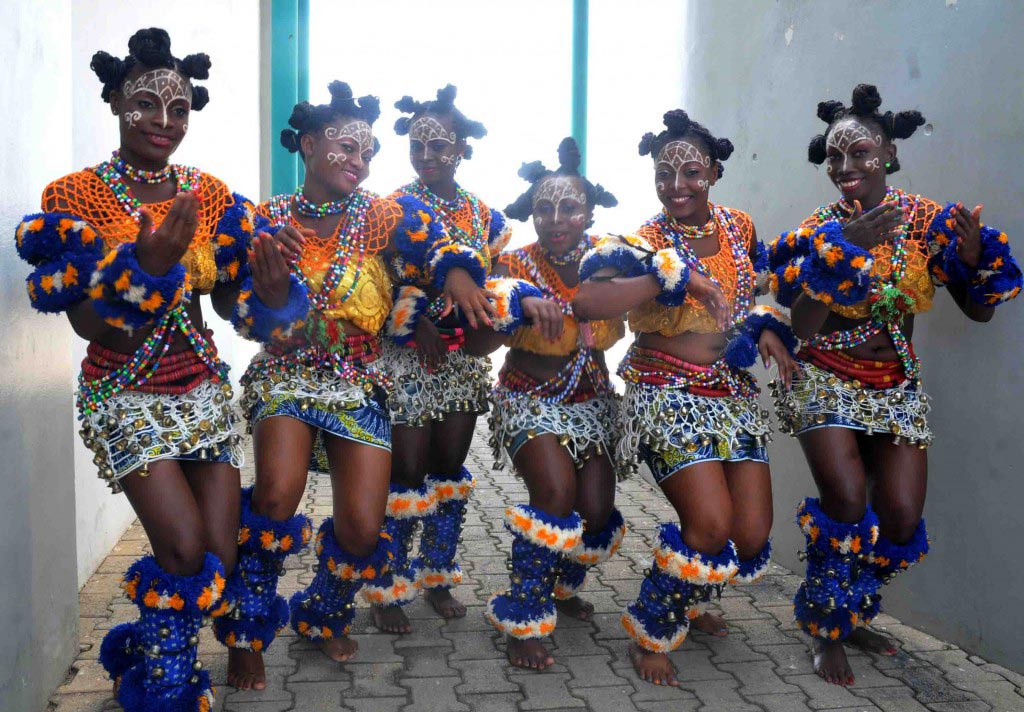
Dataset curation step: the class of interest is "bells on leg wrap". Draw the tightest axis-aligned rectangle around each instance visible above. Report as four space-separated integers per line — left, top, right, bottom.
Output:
362 482 437 606
554 508 626 601
621 524 739 653
418 468 476 591
100 553 226 712
794 497 881 641
486 505 583 639
290 518 391 641
213 486 312 653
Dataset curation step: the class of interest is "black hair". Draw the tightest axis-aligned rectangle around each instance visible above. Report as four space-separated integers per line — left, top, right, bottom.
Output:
393 84 487 159
504 137 618 225
807 83 925 174
280 81 382 157
638 109 734 178
90 28 211 110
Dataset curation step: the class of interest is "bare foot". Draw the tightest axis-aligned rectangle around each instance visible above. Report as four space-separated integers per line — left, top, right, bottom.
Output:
507 637 555 670
813 638 855 686
372 604 412 634
691 611 728 637
320 635 358 662
227 648 266 690
629 643 679 686
426 588 467 619
555 595 595 621
847 627 898 656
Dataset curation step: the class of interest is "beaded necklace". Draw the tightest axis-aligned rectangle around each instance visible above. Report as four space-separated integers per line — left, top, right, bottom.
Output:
807 187 921 378
94 155 201 221
112 150 173 184
541 237 590 267
648 205 754 329
402 181 486 252
514 240 592 315
294 186 349 218
664 210 716 240
264 193 294 227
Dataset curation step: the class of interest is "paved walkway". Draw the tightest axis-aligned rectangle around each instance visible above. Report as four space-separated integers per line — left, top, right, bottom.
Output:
49 428 1024 712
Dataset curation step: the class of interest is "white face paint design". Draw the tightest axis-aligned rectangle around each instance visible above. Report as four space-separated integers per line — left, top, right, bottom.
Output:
123 111 142 128
655 140 711 193
323 120 374 166
121 69 192 129
826 118 883 173
410 116 458 163
532 176 587 226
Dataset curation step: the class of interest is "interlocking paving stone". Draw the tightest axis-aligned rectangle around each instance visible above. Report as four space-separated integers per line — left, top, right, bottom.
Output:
47 427 1019 712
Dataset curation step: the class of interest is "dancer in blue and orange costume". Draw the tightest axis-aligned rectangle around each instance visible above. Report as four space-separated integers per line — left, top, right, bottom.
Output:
766 84 1021 686
14 28 268 711
223 81 497 689
366 85 512 633
575 111 798 686
465 138 625 670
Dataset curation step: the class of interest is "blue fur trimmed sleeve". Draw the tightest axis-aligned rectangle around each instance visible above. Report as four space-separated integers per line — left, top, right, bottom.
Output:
231 273 310 343
88 242 189 332
389 195 487 289
724 305 798 369
385 285 430 345
212 192 259 284
768 222 874 307
487 209 513 256
485 277 544 334
15 212 105 313
578 233 691 306
925 204 1022 306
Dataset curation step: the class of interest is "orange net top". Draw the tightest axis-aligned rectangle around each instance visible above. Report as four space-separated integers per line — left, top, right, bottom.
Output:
256 195 403 334
629 207 756 336
798 196 941 319
41 170 238 294
499 241 624 356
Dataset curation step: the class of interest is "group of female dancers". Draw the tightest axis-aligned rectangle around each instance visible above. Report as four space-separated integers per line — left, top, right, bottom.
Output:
17 28 1021 711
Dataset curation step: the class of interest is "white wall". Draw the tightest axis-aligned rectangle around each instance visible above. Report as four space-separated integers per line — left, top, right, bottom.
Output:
1 4 80 711
67 1 263 587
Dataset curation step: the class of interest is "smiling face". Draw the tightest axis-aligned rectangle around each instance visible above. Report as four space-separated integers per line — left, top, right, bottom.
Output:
111 66 192 167
532 175 591 255
824 116 895 204
654 137 717 222
301 116 375 196
408 111 464 189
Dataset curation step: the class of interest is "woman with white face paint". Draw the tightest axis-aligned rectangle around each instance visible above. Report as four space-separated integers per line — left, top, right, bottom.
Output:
223 81 497 689
363 85 510 635
767 84 1022 687
463 138 623 671
575 110 798 687
13 28 270 711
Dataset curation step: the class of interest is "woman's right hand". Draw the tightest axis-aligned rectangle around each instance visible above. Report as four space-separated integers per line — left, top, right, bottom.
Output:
136 192 200 275
250 232 293 309
414 316 447 371
686 272 731 331
842 200 905 250
273 225 312 262
522 296 565 342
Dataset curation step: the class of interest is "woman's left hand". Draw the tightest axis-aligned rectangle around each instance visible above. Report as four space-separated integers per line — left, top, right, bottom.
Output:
441 268 497 329
952 203 983 268
758 329 796 390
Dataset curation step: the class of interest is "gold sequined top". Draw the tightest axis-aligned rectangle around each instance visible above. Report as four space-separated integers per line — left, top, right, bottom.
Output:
41 171 242 294
498 241 625 356
797 196 942 319
629 207 756 336
257 195 405 334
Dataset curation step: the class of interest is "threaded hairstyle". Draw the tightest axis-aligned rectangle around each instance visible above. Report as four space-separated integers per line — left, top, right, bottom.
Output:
639 109 734 178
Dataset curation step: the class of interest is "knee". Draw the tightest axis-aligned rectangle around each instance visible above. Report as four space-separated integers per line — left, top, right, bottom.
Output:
877 499 923 543
820 484 868 524
528 477 576 519
253 481 302 521
333 514 382 558
390 459 426 489
155 534 207 577
682 509 732 556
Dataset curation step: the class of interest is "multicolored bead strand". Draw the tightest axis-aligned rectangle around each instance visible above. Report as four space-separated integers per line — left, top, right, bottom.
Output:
402 181 486 252
294 186 350 218
95 156 201 221
111 150 173 184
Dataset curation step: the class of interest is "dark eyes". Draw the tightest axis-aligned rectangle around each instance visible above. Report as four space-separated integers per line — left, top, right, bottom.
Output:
173 107 188 118
429 140 450 152
138 100 154 109
656 170 672 179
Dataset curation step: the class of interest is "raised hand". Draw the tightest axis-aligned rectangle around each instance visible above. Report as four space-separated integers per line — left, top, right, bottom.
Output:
687 272 732 332
522 296 565 342
758 330 796 390
413 316 447 372
136 192 200 275
951 203 983 268
842 200 904 250
250 232 293 309
441 268 498 329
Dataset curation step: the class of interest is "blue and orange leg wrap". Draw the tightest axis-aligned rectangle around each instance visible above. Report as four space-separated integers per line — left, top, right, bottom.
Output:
417 468 476 591
554 508 626 602
362 482 438 607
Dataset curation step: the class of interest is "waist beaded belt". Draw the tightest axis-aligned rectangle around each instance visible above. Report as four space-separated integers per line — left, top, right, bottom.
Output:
800 345 911 390
499 349 610 404
261 332 391 393
618 344 757 399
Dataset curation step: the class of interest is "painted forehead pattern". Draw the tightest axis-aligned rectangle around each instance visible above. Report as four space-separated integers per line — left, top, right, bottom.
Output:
533 176 587 206
325 120 375 155
656 140 710 170
122 69 193 107
409 116 456 144
826 118 882 152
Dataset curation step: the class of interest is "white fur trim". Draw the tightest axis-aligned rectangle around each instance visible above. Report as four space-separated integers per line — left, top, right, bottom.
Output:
621 609 688 653
504 505 582 554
